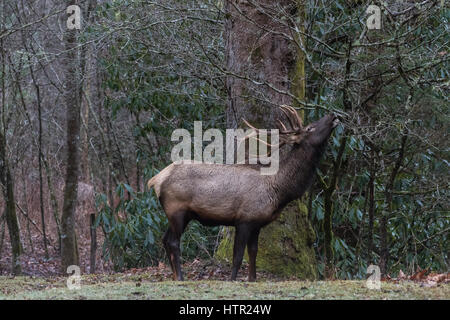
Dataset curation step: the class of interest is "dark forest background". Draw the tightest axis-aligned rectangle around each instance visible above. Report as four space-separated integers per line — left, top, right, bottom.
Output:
0 0 448 280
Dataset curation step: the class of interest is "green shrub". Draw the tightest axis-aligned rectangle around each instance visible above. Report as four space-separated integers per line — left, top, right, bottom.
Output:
95 181 220 271
95 183 167 271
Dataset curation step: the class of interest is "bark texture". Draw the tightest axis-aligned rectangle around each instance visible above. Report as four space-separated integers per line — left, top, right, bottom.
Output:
0 9 22 274
216 0 317 279
60 0 81 272
0 132 23 275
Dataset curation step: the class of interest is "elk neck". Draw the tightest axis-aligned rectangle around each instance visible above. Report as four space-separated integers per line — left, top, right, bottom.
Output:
266 141 328 208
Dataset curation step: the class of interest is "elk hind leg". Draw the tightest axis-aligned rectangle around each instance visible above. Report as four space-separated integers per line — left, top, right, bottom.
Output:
162 229 175 273
231 224 251 281
167 211 189 281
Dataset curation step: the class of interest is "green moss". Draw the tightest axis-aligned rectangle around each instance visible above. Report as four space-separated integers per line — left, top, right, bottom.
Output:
216 0 317 280
257 200 317 279
215 227 234 264
215 199 317 280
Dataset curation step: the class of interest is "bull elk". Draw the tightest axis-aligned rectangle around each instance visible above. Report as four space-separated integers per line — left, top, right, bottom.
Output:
147 105 339 281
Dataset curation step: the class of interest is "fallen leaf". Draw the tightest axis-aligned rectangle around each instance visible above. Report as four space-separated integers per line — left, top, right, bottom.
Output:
410 269 428 281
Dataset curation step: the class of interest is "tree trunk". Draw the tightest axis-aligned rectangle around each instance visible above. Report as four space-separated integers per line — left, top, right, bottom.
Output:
89 213 97 274
29 62 49 259
367 154 375 260
216 0 317 279
0 132 23 275
0 10 22 274
80 46 92 183
21 168 33 252
380 132 407 275
43 157 62 252
60 0 81 272
322 135 347 278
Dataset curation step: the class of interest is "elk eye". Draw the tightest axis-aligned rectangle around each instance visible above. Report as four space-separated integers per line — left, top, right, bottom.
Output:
307 126 316 132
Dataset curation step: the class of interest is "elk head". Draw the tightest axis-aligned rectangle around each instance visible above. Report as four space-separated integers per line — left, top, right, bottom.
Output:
243 105 339 151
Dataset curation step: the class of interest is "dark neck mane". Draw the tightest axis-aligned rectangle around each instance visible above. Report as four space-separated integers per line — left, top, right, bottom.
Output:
269 141 327 208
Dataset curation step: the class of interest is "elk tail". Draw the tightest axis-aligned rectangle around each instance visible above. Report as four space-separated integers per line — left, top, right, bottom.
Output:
146 164 174 197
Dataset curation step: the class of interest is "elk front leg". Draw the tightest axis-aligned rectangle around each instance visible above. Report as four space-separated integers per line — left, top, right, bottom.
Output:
231 224 250 281
247 228 260 282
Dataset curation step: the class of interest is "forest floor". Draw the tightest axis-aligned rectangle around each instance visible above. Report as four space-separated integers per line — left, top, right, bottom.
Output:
1 260 449 300
1 224 448 300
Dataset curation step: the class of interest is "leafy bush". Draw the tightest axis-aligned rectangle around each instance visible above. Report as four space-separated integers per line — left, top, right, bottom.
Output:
181 221 221 262
95 180 221 271
95 183 168 271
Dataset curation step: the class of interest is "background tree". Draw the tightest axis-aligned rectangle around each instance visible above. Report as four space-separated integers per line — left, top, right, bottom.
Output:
0 0 447 279
60 0 82 272
215 0 317 279
0 0 23 275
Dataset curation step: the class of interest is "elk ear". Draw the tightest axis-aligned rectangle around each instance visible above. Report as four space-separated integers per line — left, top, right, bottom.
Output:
286 133 304 144
294 134 305 144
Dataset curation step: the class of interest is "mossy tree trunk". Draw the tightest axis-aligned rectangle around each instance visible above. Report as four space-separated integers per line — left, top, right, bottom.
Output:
216 0 317 279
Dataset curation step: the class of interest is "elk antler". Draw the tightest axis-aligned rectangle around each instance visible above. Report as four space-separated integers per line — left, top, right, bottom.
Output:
241 105 304 149
241 119 285 149
279 105 303 133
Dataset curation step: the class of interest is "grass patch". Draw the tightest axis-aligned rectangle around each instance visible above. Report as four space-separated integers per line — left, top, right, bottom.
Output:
0 275 449 300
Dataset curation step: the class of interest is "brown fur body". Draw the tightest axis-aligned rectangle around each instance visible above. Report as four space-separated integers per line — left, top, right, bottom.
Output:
148 112 338 281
